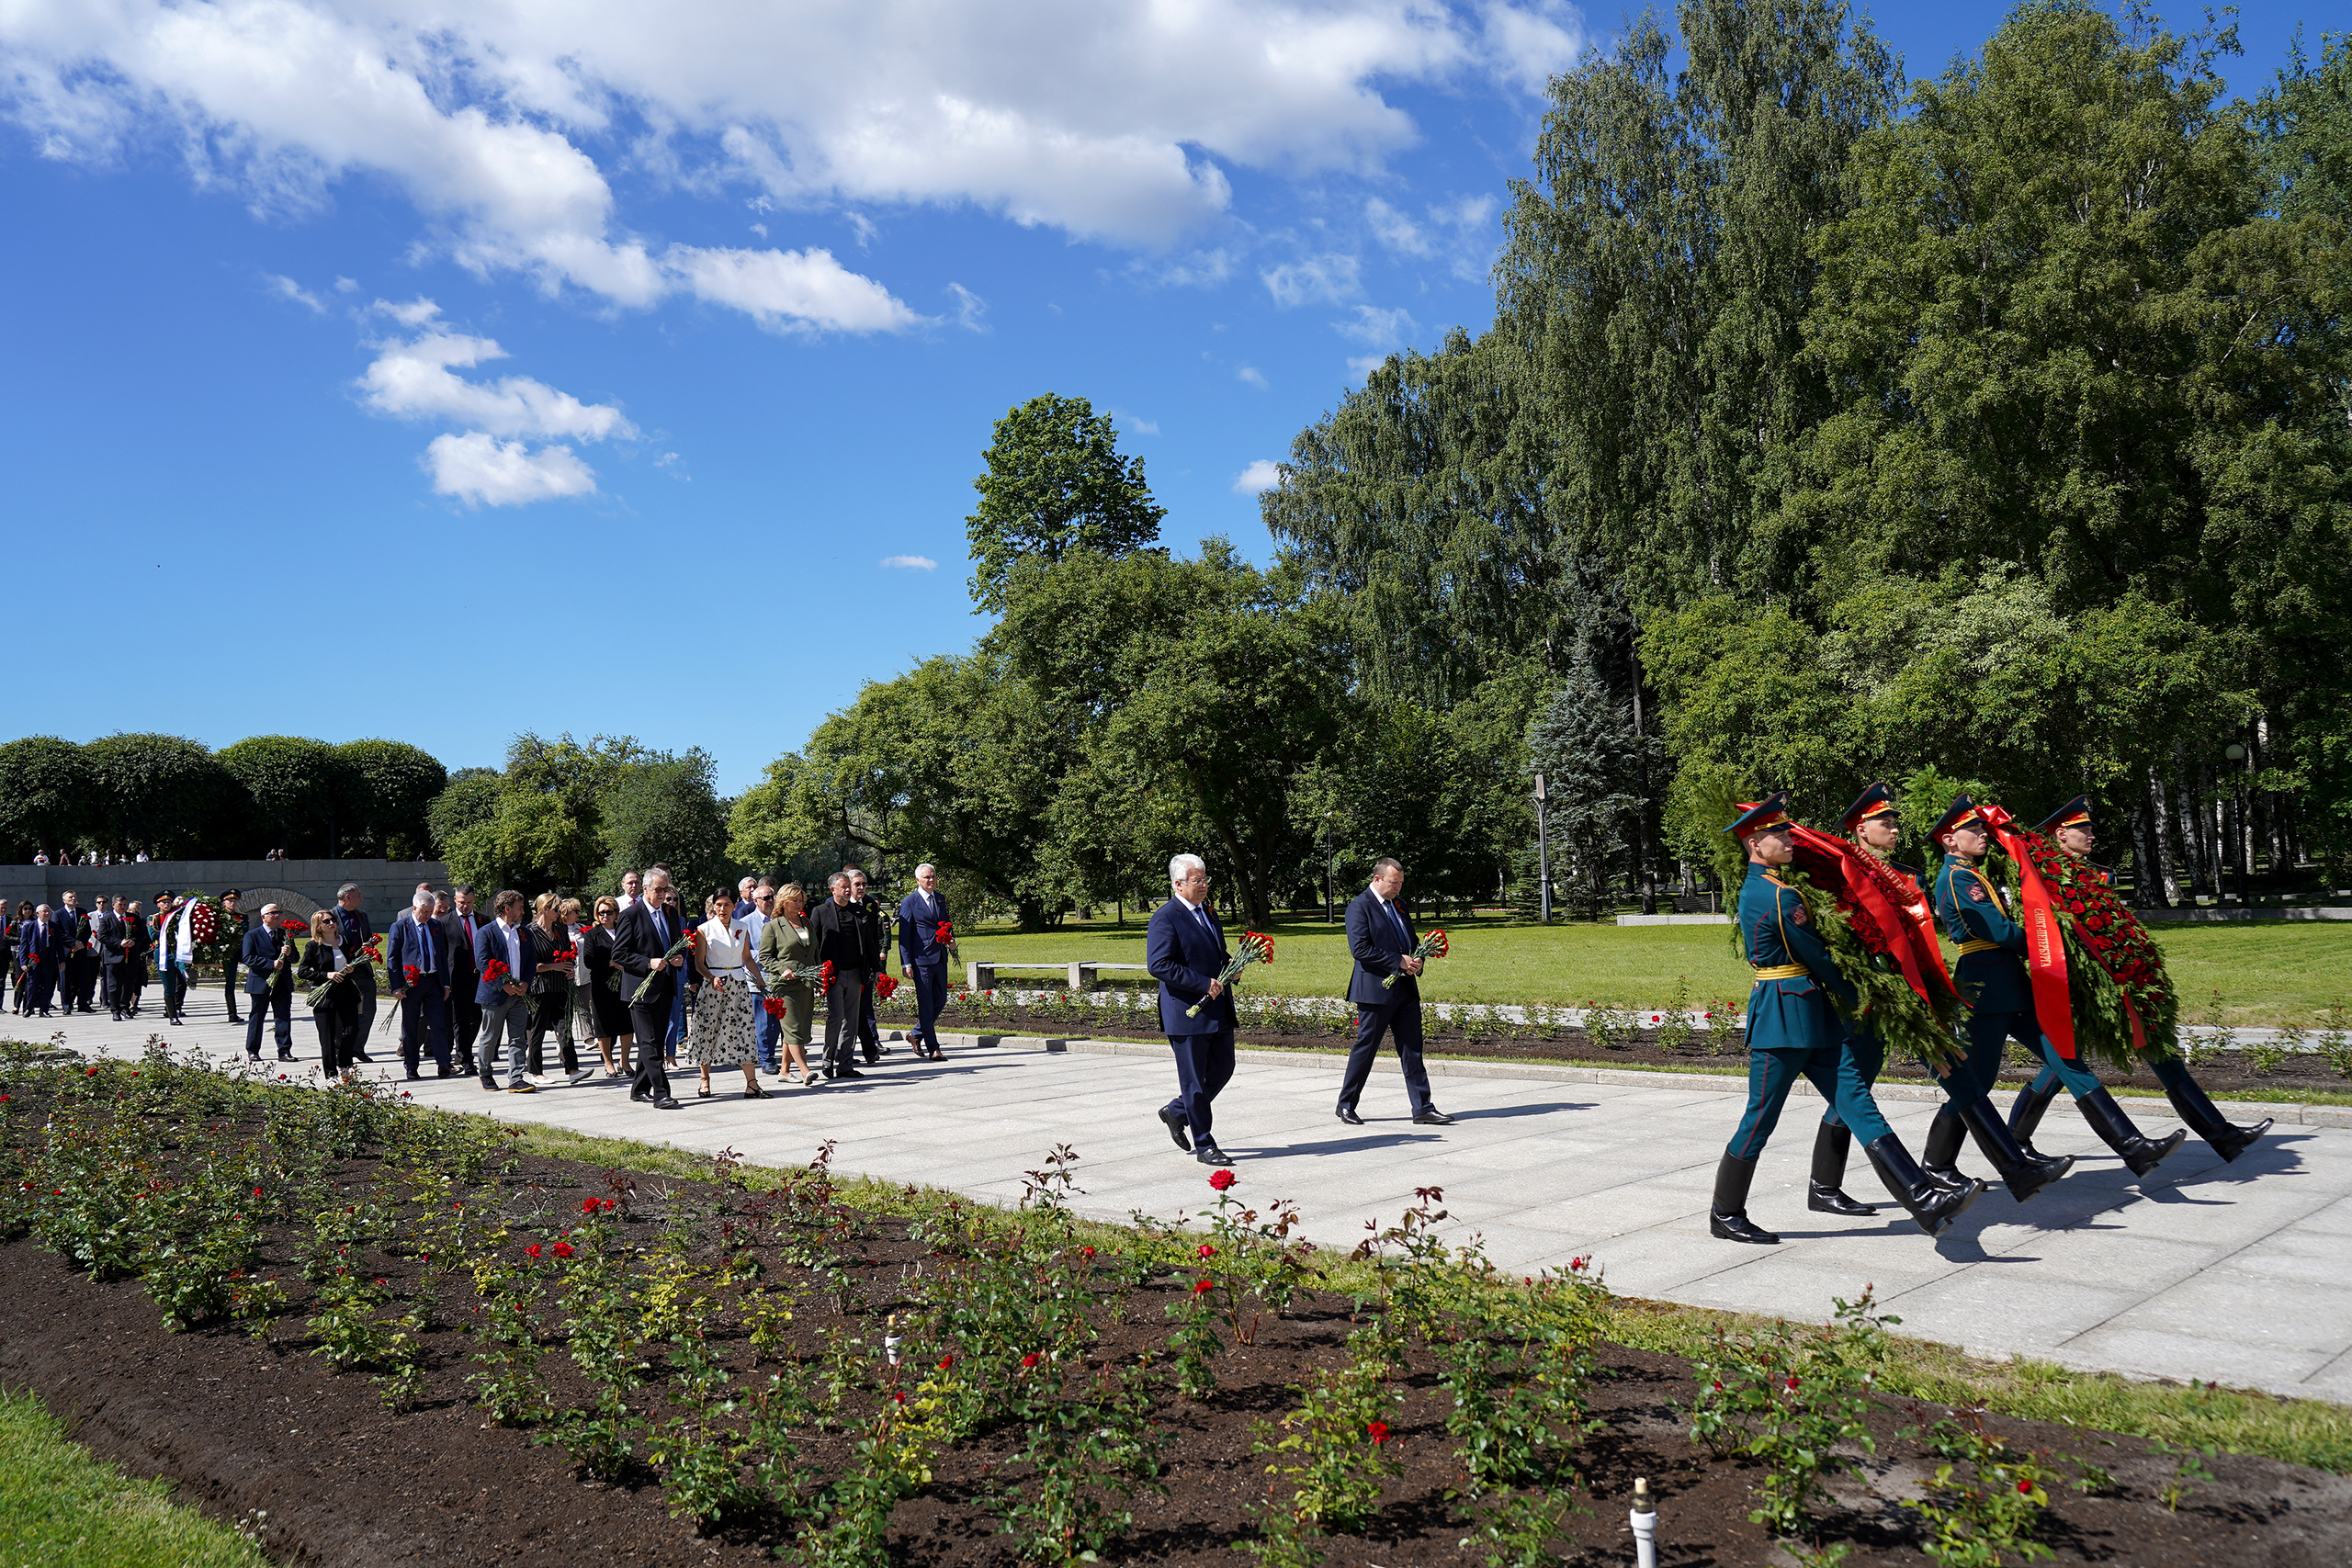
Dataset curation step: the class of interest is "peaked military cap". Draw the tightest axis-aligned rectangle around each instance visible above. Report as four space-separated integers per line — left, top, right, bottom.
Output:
1725 792 1794 840
1840 781 1897 832
1928 794 1983 842
2035 795 2092 837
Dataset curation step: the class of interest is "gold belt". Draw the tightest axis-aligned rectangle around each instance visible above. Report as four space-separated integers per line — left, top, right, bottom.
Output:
1955 939 2002 956
1749 964 1808 980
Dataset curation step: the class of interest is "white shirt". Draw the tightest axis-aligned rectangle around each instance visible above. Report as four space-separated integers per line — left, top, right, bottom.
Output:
700 916 749 976
495 918 524 982
733 908 766 956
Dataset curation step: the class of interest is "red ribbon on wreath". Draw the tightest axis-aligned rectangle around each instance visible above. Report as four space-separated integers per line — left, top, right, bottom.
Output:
1973 803 2077 1061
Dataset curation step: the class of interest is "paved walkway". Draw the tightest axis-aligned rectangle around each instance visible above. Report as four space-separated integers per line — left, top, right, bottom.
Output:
23 997 2352 1405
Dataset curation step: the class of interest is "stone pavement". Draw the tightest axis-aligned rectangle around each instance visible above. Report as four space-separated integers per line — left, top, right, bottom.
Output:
24 995 2352 1406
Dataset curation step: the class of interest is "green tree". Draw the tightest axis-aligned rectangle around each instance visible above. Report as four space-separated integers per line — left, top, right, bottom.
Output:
1526 660 1645 919
335 740 448 860
966 393 1164 613
432 735 655 895
0 737 92 860
596 750 733 903
79 733 227 858
217 736 355 857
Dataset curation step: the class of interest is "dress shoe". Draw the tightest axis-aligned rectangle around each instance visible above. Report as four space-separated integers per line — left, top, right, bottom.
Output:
1334 1106 1364 1126
277 1051 294 1062
567 1068 597 1087
436 1066 453 1078
628 1088 650 1102
1412 1109 1454 1126
405 1070 421 1081
1195 1144 1234 1167
1159 1105 1193 1151
654 1096 681 1110
227 1013 243 1025
834 1067 865 1080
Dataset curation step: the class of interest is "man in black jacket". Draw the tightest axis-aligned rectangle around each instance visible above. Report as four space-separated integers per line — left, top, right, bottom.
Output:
94 897 130 1020
57 893 95 1014
1333 857 1450 1127
809 872 879 1080
611 868 687 1109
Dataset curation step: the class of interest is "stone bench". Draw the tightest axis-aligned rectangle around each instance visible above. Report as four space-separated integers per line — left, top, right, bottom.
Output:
965 961 1149 991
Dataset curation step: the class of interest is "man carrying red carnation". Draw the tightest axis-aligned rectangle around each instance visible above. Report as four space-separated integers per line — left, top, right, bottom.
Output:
1333 856 1452 1130
2010 798 2267 1164
1148 853 1239 1167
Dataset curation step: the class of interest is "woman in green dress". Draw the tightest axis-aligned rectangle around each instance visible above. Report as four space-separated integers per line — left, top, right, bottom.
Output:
758 883 820 1085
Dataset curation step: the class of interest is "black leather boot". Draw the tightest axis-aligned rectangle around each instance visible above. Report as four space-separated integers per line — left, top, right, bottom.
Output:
2007 1075 2063 1157
1709 1153 1780 1245
1807 1122 1878 1215
2163 1076 2270 1163
1863 1134 1986 1236
1920 1104 1972 1194
2075 1087 2188 1178
1955 1095 2074 1202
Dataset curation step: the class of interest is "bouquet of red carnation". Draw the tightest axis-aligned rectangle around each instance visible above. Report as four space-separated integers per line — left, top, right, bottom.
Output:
403 964 422 990
282 918 309 934
875 974 899 1000
1187 930 1272 1016
933 919 959 962
1383 926 1448 987
819 960 837 990
552 946 576 964
611 927 696 1001
762 996 786 1020
481 958 519 994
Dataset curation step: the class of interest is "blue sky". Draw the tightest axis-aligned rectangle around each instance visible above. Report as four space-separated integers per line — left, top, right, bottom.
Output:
0 1 2323 795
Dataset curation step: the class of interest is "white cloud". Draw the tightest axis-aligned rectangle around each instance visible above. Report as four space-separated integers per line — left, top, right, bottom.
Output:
373 296 443 328
1364 198 1430 256
1262 254 1361 308
262 273 323 312
663 244 922 333
359 327 635 442
1237 365 1269 389
0 1 1581 286
947 282 988 332
1116 411 1160 436
1233 459 1283 493
1347 353 1390 379
880 554 938 570
1334 304 1415 346
424 432 597 506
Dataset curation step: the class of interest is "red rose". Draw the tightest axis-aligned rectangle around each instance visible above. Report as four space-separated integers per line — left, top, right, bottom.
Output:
1367 1421 1390 1445
1193 1279 1213 1294
1208 1168 1237 1191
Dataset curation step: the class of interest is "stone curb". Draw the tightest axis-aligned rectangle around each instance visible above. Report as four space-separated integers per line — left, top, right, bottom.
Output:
907 1030 2352 1131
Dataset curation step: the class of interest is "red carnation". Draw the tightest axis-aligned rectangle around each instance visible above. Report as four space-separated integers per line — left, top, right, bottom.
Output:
875 974 899 1000
819 960 837 989
282 919 308 933
763 997 786 1019
934 920 954 944
403 964 422 987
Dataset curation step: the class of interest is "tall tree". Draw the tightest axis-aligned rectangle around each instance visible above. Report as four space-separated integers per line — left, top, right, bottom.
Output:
0 737 92 859
1526 659 1645 919
596 749 732 901
217 736 355 857
82 733 226 858
336 739 448 860
966 393 1165 614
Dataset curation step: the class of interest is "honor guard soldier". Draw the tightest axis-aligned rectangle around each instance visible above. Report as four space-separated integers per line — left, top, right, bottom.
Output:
1930 795 2184 1184
1711 795 1984 1244
1816 783 2072 1216
2015 798 2268 1163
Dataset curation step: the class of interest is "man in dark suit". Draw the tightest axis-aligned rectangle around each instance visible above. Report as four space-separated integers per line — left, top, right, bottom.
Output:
809 871 878 1080
388 890 454 1079
896 862 951 1061
472 889 538 1093
1335 857 1452 1126
218 889 248 1024
334 884 379 1061
16 905 60 1016
242 905 299 1060
1146 853 1238 1167
445 886 485 1074
57 893 95 1014
610 870 685 1107
849 867 888 1064
94 897 130 1020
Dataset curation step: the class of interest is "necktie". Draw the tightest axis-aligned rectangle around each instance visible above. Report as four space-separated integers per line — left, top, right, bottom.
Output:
1389 899 1409 945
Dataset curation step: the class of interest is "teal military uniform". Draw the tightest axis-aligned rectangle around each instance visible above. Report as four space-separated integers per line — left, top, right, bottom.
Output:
1932 851 2099 1100
1724 861 1893 1158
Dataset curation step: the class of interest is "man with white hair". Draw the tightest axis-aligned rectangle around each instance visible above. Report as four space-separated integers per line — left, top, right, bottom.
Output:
388 888 454 1078
241 903 299 1061
1146 853 1238 1167
896 862 952 1062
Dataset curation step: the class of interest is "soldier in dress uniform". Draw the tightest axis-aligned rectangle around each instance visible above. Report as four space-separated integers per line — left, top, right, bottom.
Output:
1710 794 1984 1244
2014 798 2268 1163
1930 795 2184 1185
1812 783 2071 1219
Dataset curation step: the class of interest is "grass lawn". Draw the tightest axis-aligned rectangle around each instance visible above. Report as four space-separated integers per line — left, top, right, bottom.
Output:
953 912 2352 1027
0 1386 270 1567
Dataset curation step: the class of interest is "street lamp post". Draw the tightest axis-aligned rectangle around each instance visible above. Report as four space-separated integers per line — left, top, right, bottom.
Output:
2224 741 2250 906
1532 772 1551 925
1323 811 1335 924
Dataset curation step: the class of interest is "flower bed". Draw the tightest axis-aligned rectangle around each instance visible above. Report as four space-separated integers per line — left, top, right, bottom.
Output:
0 1042 2345 1566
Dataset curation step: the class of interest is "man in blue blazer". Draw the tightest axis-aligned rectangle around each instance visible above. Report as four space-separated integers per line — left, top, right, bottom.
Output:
242 904 298 1060
610 869 686 1108
15 905 60 1016
1335 857 1451 1126
1146 853 1238 1167
896 862 952 1061
387 889 454 1080
472 890 538 1094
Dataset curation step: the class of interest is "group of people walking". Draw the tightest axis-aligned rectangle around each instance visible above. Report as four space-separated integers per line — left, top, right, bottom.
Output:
4 889 164 1018
152 863 961 1105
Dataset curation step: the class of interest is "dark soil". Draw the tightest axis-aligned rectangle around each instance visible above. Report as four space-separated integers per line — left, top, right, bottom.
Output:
4 1128 2348 1567
914 1006 2352 1099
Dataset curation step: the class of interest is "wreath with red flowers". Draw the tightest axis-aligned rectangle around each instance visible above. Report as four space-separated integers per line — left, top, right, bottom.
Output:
1993 829 2177 1067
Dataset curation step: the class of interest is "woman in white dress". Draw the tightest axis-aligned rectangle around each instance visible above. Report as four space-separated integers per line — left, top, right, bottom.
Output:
686 889 766 1100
